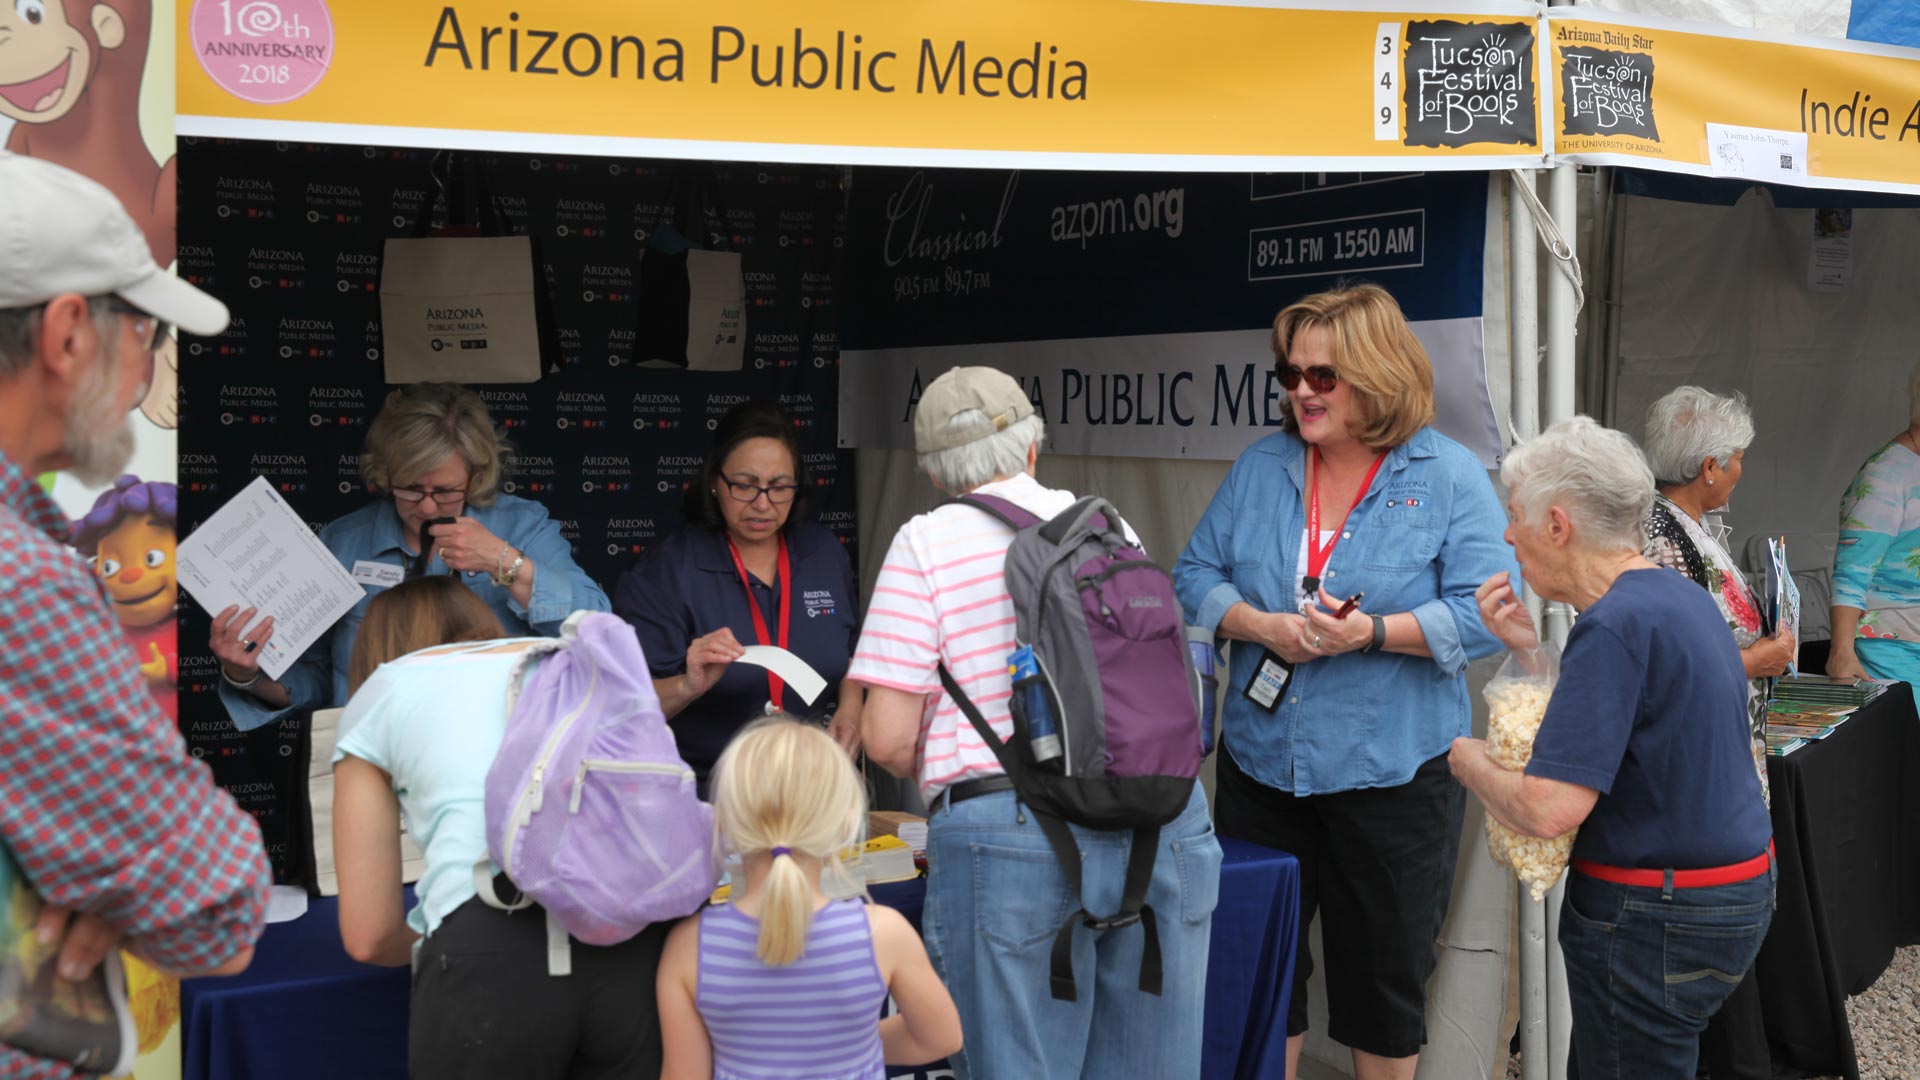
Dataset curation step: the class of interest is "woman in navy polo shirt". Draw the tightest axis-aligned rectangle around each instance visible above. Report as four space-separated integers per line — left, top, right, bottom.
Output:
1451 417 1773 1079
614 401 861 787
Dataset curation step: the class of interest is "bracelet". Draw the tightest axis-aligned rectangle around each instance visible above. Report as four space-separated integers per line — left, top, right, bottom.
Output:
493 548 526 587
222 665 262 690
1366 614 1388 653
493 544 511 582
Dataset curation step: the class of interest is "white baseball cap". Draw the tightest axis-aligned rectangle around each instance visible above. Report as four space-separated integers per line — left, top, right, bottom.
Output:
0 152 229 336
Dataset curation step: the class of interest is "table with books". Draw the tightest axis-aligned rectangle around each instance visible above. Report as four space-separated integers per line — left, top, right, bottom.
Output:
1754 676 1920 1079
181 833 1298 1080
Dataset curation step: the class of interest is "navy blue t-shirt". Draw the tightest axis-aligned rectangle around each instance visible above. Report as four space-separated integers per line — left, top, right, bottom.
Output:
1525 567 1770 869
613 520 858 778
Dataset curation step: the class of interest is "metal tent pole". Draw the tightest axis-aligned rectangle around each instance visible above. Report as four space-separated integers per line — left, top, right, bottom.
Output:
1507 165 1550 1080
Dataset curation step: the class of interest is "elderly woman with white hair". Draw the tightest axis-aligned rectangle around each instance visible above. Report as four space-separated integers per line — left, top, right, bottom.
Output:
1828 359 1920 685
1641 386 1784 1080
1450 416 1773 1080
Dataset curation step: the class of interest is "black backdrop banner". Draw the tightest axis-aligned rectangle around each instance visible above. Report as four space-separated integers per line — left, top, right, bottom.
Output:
177 139 853 881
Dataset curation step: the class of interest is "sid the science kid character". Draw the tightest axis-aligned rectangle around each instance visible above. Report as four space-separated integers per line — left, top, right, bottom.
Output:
71 475 178 722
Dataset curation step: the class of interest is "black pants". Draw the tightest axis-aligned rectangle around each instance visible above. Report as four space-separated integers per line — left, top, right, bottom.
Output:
408 898 672 1080
1214 745 1465 1059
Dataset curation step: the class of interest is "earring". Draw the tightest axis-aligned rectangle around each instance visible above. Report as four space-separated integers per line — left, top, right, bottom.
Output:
1707 478 1715 486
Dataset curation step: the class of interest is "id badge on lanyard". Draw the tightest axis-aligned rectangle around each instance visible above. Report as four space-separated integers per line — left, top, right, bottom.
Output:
1243 649 1293 713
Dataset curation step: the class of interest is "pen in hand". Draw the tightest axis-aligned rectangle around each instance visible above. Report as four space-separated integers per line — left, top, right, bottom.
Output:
1334 592 1365 620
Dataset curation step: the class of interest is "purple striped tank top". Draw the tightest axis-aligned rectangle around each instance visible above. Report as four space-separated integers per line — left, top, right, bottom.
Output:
696 896 888 1080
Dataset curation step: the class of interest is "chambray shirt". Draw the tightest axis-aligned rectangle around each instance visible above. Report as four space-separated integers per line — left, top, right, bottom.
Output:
1173 427 1516 795
221 494 610 731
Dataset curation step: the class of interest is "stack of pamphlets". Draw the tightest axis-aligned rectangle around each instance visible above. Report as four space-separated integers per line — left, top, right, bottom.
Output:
1763 675 1887 754
711 834 921 905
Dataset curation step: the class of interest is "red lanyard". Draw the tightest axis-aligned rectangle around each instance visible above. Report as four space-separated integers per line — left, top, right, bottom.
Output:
725 535 792 707
1303 448 1387 595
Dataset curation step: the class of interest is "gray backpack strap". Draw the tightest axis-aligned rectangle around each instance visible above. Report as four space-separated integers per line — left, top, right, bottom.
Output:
1039 496 1127 546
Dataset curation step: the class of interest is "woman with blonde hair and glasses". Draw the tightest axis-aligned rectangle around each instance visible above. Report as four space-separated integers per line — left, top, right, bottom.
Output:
1174 283 1515 1080
211 381 609 731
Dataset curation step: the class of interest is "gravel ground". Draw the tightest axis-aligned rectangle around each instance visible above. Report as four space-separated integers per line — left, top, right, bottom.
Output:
1504 943 1920 1079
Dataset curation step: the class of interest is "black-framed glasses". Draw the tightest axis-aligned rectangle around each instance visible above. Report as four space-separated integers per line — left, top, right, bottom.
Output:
106 299 169 354
721 479 798 505
391 485 470 507
1278 363 1340 395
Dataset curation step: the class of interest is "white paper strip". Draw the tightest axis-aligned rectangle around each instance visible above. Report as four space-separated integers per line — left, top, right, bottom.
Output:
735 646 829 706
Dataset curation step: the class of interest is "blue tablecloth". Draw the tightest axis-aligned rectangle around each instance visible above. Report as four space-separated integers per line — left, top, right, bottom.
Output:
184 838 1297 1080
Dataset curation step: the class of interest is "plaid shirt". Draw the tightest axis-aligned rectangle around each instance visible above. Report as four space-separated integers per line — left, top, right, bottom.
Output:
0 454 269 1078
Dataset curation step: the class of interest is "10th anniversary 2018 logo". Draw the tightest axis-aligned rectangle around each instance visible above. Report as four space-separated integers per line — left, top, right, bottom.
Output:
192 0 334 105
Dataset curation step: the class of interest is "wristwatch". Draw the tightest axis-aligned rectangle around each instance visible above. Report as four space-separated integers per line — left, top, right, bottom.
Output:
1366 614 1388 653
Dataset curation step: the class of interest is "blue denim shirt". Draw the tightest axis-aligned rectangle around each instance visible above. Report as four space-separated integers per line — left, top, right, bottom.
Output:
1173 427 1516 795
221 494 610 731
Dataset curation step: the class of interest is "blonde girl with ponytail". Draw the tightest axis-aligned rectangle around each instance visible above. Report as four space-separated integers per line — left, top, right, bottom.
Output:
657 717 962 1080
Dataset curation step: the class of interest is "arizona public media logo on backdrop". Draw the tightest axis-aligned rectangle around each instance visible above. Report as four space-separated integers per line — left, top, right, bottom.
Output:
191 0 335 105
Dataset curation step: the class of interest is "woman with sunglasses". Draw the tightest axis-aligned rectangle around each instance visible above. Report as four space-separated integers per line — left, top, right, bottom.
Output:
613 400 861 793
1173 284 1515 1080
211 382 609 731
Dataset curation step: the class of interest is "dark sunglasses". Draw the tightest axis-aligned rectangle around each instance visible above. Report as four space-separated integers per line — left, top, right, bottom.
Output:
1278 363 1340 395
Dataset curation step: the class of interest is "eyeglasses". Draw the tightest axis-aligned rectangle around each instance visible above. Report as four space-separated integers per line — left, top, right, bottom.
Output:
1278 363 1340 395
106 299 170 354
391 485 470 507
721 479 798 505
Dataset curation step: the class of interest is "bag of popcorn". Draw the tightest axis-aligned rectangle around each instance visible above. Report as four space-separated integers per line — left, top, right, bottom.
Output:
1482 644 1574 902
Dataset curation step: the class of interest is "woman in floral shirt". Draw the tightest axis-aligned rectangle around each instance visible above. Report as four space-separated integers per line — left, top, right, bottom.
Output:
1829 361 1920 685
1641 386 1790 1080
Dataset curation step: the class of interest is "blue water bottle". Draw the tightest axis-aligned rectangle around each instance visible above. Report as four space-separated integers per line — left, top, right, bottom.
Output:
1186 627 1218 756
1009 644 1062 764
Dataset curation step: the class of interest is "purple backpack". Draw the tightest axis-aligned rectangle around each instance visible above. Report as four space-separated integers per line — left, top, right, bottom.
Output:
475 612 716 974
938 494 1207 1003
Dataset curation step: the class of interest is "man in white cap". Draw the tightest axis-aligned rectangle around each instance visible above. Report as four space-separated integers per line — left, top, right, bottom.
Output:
0 153 267 1077
850 366 1221 1079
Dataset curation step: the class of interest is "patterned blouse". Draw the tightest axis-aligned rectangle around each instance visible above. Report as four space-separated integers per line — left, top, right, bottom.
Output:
1834 441 1920 645
1644 495 1768 801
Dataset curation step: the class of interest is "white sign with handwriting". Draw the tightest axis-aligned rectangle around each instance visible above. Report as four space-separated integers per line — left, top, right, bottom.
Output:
1705 123 1809 184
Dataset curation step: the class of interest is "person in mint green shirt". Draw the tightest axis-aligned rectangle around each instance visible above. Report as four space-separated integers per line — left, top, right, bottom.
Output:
1829 378 1920 685
332 575 670 1078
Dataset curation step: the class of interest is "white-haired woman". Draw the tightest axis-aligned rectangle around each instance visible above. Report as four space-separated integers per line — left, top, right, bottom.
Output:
1641 387 1783 1080
212 382 610 731
1828 359 1920 685
1450 417 1773 1079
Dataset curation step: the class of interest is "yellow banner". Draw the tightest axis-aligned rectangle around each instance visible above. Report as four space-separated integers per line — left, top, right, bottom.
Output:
176 0 1545 170
1547 8 1920 195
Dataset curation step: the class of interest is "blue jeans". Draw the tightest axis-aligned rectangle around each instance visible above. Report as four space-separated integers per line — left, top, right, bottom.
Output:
1560 865 1776 1080
921 785 1222 1080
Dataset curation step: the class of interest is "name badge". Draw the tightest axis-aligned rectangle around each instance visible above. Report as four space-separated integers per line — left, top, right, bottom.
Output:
352 560 405 588
1243 649 1294 713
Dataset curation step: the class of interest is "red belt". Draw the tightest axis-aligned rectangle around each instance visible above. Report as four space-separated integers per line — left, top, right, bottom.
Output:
1573 840 1775 889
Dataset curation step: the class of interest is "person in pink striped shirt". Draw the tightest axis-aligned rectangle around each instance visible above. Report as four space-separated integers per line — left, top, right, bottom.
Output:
851 366 1221 1080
